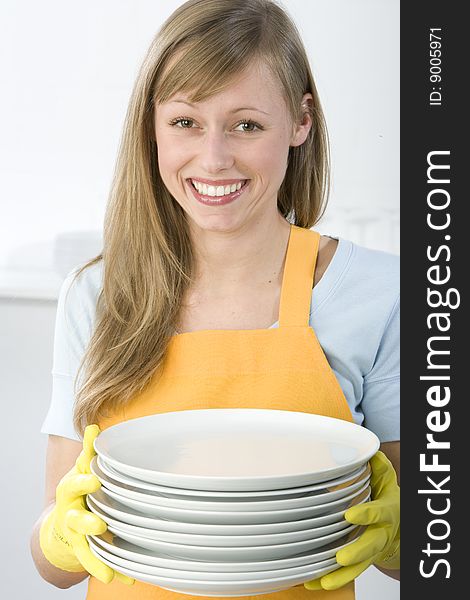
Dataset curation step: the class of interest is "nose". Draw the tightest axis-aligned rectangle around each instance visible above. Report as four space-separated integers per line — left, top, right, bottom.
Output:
198 129 235 174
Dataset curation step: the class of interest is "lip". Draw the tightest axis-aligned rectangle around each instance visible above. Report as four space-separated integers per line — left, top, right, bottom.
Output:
186 178 249 207
188 177 247 186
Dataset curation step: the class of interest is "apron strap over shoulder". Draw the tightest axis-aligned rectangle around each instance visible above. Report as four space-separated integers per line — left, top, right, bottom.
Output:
278 225 320 328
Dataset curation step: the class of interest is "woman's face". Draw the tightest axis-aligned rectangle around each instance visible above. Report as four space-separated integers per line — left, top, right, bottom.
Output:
154 60 312 234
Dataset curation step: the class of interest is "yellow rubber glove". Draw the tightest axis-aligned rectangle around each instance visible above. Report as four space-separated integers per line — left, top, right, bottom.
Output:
304 450 400 591
39 424 134 585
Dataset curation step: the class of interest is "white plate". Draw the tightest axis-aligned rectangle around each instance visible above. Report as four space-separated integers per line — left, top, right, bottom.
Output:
96 455 368 499
88 528 363 573
94 461 370 512
87 495 351 547
90 483 370 524
89 535 338 580
86 550 340 596
106 522 359 561
94 409 379 491
86 489 362 535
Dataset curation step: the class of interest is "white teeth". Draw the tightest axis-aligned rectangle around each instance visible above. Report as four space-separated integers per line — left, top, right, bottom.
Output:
191 180 245 197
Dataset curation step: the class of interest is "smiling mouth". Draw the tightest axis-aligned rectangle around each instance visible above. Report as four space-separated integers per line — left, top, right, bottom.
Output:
189 179 248 197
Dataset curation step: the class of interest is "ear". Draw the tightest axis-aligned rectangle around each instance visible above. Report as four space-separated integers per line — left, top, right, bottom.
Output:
290 93 314 147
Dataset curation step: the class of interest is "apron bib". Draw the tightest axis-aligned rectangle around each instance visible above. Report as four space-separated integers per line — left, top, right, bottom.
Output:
88 224 355 599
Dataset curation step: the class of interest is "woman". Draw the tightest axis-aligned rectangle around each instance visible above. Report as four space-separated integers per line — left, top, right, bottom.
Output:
30 0 400 598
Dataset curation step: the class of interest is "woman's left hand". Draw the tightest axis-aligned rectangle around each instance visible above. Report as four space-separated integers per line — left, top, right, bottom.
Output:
304 450 400 591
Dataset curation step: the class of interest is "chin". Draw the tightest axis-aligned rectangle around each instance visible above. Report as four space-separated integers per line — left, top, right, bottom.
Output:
189 212 246 234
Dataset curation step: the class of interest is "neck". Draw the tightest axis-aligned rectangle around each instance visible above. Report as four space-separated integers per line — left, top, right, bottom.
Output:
188 212 292 293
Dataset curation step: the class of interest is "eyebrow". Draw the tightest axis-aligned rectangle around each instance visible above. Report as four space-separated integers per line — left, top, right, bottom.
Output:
170 99 270 116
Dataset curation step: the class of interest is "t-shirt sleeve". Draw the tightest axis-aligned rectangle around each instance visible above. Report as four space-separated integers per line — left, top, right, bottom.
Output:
361 294 400 443
41 267 98 441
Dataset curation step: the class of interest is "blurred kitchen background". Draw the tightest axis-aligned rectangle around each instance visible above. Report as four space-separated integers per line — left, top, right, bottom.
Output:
0 1 399 598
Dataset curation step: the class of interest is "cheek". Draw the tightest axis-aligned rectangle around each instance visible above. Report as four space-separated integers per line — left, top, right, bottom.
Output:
244 136 287 168
254 141 290 181
156 137 186 177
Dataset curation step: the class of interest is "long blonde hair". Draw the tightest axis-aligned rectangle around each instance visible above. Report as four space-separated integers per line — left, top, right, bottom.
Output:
71 0 330 435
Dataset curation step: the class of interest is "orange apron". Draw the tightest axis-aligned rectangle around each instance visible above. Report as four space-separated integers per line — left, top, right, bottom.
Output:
88 224 355 600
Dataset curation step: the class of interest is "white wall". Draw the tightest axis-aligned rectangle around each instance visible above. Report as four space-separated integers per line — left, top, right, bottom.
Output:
0 300 400 597
0 1 399 598
0 0 399 298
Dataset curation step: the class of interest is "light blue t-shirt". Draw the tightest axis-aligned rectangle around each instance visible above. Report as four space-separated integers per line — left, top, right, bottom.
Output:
41 236 400 443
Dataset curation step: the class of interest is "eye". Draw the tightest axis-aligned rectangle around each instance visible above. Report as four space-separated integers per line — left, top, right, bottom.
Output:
168 117 195 129
234 119 263 133
168 117 264 133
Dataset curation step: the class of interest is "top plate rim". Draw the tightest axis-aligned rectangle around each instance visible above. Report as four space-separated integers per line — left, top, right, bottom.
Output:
94 409 380 491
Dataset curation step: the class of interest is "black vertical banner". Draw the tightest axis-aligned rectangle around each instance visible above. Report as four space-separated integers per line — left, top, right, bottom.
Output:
401 1 466 597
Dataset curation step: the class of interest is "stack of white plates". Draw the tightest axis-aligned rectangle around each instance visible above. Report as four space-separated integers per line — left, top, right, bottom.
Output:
87 409 379 596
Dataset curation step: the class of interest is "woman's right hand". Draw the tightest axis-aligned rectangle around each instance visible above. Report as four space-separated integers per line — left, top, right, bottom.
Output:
39 424 134 585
